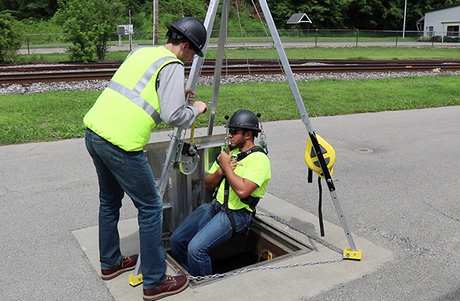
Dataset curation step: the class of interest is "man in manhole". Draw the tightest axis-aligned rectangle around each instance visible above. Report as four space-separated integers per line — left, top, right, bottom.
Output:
170 110 272 276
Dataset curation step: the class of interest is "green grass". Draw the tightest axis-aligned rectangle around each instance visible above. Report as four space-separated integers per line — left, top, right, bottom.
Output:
1 73 459 145
193 74 460 122
2 46 459 145
0 91 97 145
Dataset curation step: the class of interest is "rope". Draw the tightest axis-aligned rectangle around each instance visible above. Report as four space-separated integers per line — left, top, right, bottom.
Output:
250 0 285 76
235 1 260 114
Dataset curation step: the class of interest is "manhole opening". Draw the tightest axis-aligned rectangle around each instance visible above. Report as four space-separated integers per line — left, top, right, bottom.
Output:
165 216 313 286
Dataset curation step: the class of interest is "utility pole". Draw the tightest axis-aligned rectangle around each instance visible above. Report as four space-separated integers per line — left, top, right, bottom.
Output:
402 0 407 39
129 10 132 51
153 0 159 45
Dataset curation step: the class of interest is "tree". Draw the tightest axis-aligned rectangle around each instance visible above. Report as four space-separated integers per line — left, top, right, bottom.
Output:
266 0 352 29
0 0 59 20
0 11 24 63
159 0 207 29
53 0 125 62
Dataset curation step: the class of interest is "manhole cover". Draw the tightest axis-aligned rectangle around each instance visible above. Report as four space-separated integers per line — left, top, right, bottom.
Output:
353 148 374 153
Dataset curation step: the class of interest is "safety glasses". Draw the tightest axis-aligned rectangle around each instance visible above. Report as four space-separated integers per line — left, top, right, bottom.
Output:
228 128 243 135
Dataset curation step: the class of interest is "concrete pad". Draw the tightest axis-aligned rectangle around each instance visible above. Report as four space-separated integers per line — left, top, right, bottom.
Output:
73 192 393 301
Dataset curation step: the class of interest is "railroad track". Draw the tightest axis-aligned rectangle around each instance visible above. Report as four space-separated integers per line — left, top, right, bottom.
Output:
1 59 460 85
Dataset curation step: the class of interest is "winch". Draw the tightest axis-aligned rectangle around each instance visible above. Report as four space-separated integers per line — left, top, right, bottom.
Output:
177 140 199 175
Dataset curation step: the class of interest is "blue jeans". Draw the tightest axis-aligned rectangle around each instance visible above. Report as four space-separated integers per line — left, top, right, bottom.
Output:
169 201 253 276
85 128 165 289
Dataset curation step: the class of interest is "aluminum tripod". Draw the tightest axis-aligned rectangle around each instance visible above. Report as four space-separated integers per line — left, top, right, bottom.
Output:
129 0 360 287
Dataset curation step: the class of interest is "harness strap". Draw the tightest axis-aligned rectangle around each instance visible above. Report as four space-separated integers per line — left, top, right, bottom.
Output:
211 178 238 231
211 146 267 233
307 167 325 237
223 180 237 231
318 176 325 237
236 146 266 161
307 167 313 183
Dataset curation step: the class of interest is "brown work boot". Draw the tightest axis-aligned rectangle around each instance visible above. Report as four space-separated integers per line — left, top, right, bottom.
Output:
143 275 189 301
101 254 138 280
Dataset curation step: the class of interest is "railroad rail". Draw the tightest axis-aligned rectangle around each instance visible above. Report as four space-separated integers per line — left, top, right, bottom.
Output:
1 59 460 85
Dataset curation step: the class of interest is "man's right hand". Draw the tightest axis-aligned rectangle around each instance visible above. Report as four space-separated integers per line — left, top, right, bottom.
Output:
193 101 208 114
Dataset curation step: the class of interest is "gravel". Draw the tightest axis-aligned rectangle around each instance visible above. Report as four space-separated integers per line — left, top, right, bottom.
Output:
1 70 460 95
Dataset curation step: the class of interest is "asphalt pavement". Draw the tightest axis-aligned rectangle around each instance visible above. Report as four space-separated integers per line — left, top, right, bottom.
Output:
1 105 460 300
8 34 460 300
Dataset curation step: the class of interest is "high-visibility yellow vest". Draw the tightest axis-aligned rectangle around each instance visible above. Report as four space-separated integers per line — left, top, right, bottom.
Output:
83 46 183 151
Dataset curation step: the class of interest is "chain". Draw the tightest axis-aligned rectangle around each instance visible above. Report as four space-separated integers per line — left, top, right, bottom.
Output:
187 212 347 282
188 257 345 281
257 212 343 254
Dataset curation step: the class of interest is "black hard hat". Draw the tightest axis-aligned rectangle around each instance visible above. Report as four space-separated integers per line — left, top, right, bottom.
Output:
228 110 261 132
165 17 207 57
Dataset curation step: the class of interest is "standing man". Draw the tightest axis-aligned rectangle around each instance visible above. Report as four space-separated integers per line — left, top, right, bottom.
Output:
169 110 271 277
84 17 208 301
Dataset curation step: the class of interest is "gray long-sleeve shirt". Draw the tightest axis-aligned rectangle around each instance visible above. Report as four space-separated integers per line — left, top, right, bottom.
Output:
157 62 201 128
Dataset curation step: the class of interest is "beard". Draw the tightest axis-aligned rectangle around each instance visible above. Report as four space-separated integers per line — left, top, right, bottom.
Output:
230 140 245 151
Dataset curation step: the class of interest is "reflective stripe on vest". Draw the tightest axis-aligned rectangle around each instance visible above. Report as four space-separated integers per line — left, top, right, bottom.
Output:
107 56 176 125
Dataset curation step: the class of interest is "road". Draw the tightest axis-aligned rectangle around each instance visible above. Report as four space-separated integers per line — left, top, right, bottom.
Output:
1 106 460 300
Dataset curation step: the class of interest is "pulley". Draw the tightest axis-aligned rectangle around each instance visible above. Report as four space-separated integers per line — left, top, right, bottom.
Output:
177 141 200 175
257 113 268 153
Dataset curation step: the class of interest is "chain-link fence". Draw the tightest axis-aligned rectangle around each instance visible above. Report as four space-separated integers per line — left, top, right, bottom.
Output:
20 29 460 55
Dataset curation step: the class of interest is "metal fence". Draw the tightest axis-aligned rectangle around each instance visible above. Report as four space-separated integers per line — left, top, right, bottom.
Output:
21 29 460 55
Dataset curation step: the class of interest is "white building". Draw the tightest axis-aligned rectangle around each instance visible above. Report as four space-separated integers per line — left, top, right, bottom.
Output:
423 4 460 39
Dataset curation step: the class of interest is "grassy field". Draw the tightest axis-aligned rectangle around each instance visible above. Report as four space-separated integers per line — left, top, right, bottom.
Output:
1 46 459 145
19 45 460 63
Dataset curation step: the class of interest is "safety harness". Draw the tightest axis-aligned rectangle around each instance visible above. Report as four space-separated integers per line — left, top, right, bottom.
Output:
211 146 267 233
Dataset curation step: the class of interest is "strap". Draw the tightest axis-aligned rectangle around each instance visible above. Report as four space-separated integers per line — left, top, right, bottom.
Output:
317 176 325 237
236 146 267 161
211 199 216 216
223 178 230 208
306 168 325 237
212 146 267 232
223 179 236 231
307 167 313 183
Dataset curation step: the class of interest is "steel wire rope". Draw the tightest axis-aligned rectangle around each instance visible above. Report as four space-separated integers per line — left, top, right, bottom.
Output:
179 0 185 18
250 0 286 77
178 0 189 141
222 1 258 148
239 0 276 149
235 1 260 115
223 26 231 146
176 1 206 141
249 0 318 118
